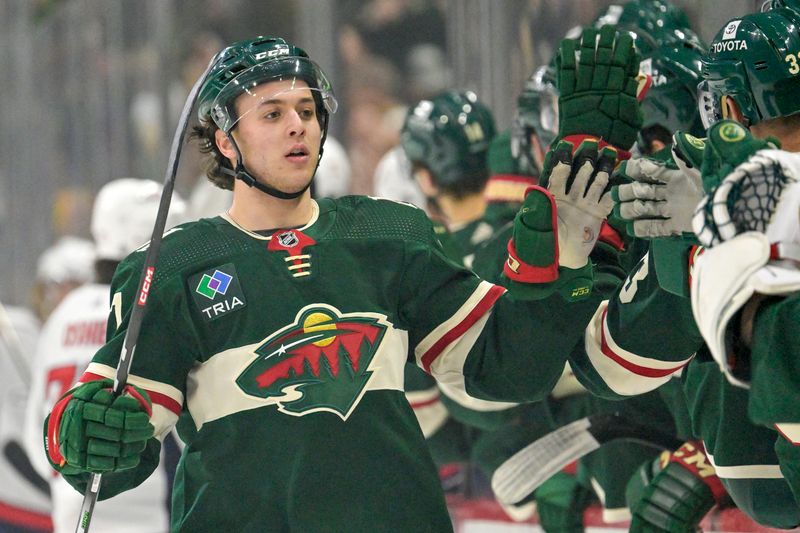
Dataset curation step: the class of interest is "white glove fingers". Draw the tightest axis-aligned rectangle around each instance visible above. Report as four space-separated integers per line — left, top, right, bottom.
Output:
619 199 665 219
616 182 665 202
671 145 702 183
584 170 609 204
549 161 572 196
624 158 668 184
632 219 670 238
569 160 595 201
598 190 614 218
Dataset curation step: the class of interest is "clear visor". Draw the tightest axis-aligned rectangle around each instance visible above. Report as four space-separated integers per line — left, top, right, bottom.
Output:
539 90 559 137
210 57 337 132
531 66 559 138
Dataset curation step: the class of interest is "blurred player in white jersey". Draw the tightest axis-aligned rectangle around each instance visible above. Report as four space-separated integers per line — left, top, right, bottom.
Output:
0 303 51 532
23 178 187 533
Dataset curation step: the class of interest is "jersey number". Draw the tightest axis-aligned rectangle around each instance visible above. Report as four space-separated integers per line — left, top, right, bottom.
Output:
619 255 649 304
786 53 800 75
46 364 78 404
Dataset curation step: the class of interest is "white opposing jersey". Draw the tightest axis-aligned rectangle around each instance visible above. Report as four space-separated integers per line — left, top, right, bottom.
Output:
0 304 51 529
24 284 172 533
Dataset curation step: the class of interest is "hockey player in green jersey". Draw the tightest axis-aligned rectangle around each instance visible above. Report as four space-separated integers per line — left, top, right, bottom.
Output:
692 145 800 513
41 34 638 532
401 90 501 266
465 21 709 526
585 3 800 529
398 89 500 470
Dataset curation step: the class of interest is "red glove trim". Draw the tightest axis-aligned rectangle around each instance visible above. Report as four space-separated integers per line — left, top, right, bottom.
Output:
46 392 75 467
504 240 559 283
503 185 559 283
669 440 727 503
561 135 632 162
123 385 153 417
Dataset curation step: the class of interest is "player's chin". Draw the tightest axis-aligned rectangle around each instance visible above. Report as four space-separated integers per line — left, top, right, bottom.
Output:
281 170 315 195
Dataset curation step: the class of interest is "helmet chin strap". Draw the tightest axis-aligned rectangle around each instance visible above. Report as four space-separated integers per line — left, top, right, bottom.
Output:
223 128 327 200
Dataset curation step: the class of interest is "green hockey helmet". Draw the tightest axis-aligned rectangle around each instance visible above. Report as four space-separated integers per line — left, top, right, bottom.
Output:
639 42 705 140
699 7 800 128
511 64 558 175
401 90 496 195
197 36 337 134
594 0 705 54
762 0 800 16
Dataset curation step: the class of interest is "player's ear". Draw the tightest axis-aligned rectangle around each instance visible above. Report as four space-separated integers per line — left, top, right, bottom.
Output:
722 96 746 125
649 139 667 153
531 134 546 171
215 130 237 162
413 167 439 198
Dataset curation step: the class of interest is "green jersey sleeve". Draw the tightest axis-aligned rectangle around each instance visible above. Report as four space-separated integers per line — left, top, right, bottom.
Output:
400 220 601 404
571 248 703 399
749 293 800 446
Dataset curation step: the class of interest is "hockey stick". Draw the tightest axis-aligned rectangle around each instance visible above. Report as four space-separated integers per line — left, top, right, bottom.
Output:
491 412 682 505
4 440 50 496
74 54 220 533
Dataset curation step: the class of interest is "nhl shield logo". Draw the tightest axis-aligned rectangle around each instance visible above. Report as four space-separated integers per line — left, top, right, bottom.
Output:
277 230 299 248
236 304 389 419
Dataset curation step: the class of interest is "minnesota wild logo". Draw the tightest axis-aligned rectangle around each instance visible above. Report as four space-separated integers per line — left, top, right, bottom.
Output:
236 304 388 419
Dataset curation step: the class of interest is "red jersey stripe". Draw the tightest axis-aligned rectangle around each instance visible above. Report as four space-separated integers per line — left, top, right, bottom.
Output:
422 285 506 373
599 308 689 378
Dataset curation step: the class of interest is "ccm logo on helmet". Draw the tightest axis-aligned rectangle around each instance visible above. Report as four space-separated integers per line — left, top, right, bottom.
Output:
254 47 290 60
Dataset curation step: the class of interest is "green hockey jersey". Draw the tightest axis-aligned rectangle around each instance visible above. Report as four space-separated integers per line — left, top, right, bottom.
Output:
67 196 597 532
570 238 800 527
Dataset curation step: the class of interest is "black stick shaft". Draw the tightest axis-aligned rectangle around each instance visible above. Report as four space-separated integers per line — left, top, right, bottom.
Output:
74 53 219 533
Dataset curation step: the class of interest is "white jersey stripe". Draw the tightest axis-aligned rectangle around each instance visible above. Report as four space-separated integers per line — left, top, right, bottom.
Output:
406 386 448 438
705 448 784 479
584 302 692 396
415 281 504 371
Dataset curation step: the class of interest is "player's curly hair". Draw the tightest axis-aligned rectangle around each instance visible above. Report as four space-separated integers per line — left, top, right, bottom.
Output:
189 123 234 190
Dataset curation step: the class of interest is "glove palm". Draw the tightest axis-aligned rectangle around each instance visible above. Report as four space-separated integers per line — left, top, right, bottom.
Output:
544 140 615 269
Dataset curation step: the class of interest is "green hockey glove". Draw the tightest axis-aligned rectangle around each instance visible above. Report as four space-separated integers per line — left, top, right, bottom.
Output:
700 120 779 193
45 378 154 475
556 25 643 153
503 139 614 301
629 441 726 533
625 452 670 512
545 139 616 269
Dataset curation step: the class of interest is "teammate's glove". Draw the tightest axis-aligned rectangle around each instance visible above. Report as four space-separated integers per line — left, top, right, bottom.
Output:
629 441 726 533
545 139 616 269
699 120 779 194
612 138 703 240
693 148 799 248
503 140 614 300
690 149 800 386
556 25 644 153
45 378 154 475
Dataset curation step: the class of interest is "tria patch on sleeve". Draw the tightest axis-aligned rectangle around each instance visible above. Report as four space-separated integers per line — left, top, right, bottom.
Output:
188 263 247 321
